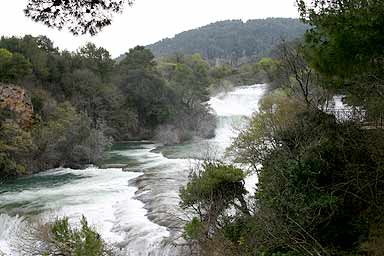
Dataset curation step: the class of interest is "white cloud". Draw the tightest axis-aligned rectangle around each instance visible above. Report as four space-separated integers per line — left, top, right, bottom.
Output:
0 0 299 57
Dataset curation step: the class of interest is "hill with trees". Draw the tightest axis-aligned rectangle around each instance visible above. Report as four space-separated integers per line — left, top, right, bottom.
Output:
0 36 216 182
147 18 308 65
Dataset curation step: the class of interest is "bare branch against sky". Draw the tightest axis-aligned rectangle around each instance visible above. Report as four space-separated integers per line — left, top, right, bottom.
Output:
0 0 299 57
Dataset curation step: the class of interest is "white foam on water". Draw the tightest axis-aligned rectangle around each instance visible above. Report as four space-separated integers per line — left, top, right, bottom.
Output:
0 167 170 255
0 214 24 255
209 84 267 117
209 85 267 197
0 84 269 255
208 84 268 155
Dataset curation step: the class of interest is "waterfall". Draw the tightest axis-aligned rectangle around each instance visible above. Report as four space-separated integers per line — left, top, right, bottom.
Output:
0 84 267 256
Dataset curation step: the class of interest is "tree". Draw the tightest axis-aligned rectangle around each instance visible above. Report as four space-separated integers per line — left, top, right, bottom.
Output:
256 57 280 85
0 48 32 83
32 102 111 169
0 35 52 82
180 162 249 254
61 68 118 127
169 54 210 108
24 0 134 35
227 87 384 255
119 46 156 70
17 216 114 255
154 53 215 144
297 0 384 78
273 41 330 108
0 35 216 179
118 46 176 129
297 0 384 120
228 89 305 171
77 43 115 81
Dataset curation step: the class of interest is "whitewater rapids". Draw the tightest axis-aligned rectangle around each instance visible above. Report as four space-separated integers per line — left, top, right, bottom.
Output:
0 84 267 255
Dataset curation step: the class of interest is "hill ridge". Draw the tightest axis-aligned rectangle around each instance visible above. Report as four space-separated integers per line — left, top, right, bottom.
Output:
145 18 308 65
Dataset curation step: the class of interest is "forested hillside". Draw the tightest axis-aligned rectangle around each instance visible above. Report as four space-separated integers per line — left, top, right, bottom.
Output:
147 18 308 65
0 36 216 181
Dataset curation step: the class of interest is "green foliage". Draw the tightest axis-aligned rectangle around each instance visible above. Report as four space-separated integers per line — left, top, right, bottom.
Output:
32 102 112 169
180 163 246 210
118 46 176 129
0 152 26 182
227 92 384 254
0 48 32 82
189 87 384 255
0 35 215 180
257 112 384 254
146 53 215 144
168 54 210 107
179 162 250 255
77 43 115 81
297 0 384 118
228 89 304 169
184 217 205 240
0 114 34 181
209 64 234 80
298 0 384 78
148 18 308 64
209 57 282 89
24 0 133 35
0 35 52 81
257 58 280 82
44 216 111 255
180 3 384 255
120 46 156 70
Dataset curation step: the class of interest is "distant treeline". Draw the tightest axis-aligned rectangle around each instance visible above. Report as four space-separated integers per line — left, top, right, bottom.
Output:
146 18 308 65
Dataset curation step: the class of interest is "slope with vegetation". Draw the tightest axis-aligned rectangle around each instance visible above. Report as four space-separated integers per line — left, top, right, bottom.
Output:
147 18 308 65
0 36 216 182
179 0 384 255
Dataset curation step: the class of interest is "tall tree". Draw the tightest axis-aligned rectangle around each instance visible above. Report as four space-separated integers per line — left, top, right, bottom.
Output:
297 0 384 78
297 0 384 124
24 0 134 35
0 48 32 83
118 46 175 129
77 43 115 81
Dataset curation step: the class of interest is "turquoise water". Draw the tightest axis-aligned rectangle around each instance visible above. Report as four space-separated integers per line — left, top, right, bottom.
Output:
0 84 267 256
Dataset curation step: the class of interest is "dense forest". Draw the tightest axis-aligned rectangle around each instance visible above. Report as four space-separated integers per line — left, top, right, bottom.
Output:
147 18 308 65
179 0 384 255
0 37 220 182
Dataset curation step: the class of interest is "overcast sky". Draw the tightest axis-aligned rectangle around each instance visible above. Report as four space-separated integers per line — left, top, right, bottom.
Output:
0 0 299 57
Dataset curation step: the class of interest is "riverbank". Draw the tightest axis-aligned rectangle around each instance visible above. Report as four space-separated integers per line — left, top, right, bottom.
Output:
0 84 267 255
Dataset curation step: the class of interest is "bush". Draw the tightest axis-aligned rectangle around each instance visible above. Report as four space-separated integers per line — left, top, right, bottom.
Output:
18 216 114 256
32 102 112 170
180 162 250 255
48 216 109 256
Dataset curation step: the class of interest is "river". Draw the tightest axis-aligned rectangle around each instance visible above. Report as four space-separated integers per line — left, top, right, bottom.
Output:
0 84 267 256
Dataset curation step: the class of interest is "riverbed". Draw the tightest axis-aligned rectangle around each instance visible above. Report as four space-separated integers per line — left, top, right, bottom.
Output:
0 84 267 256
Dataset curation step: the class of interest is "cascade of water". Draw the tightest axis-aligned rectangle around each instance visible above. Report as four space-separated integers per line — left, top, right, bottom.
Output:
0 84 268 256
0 214 24 255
